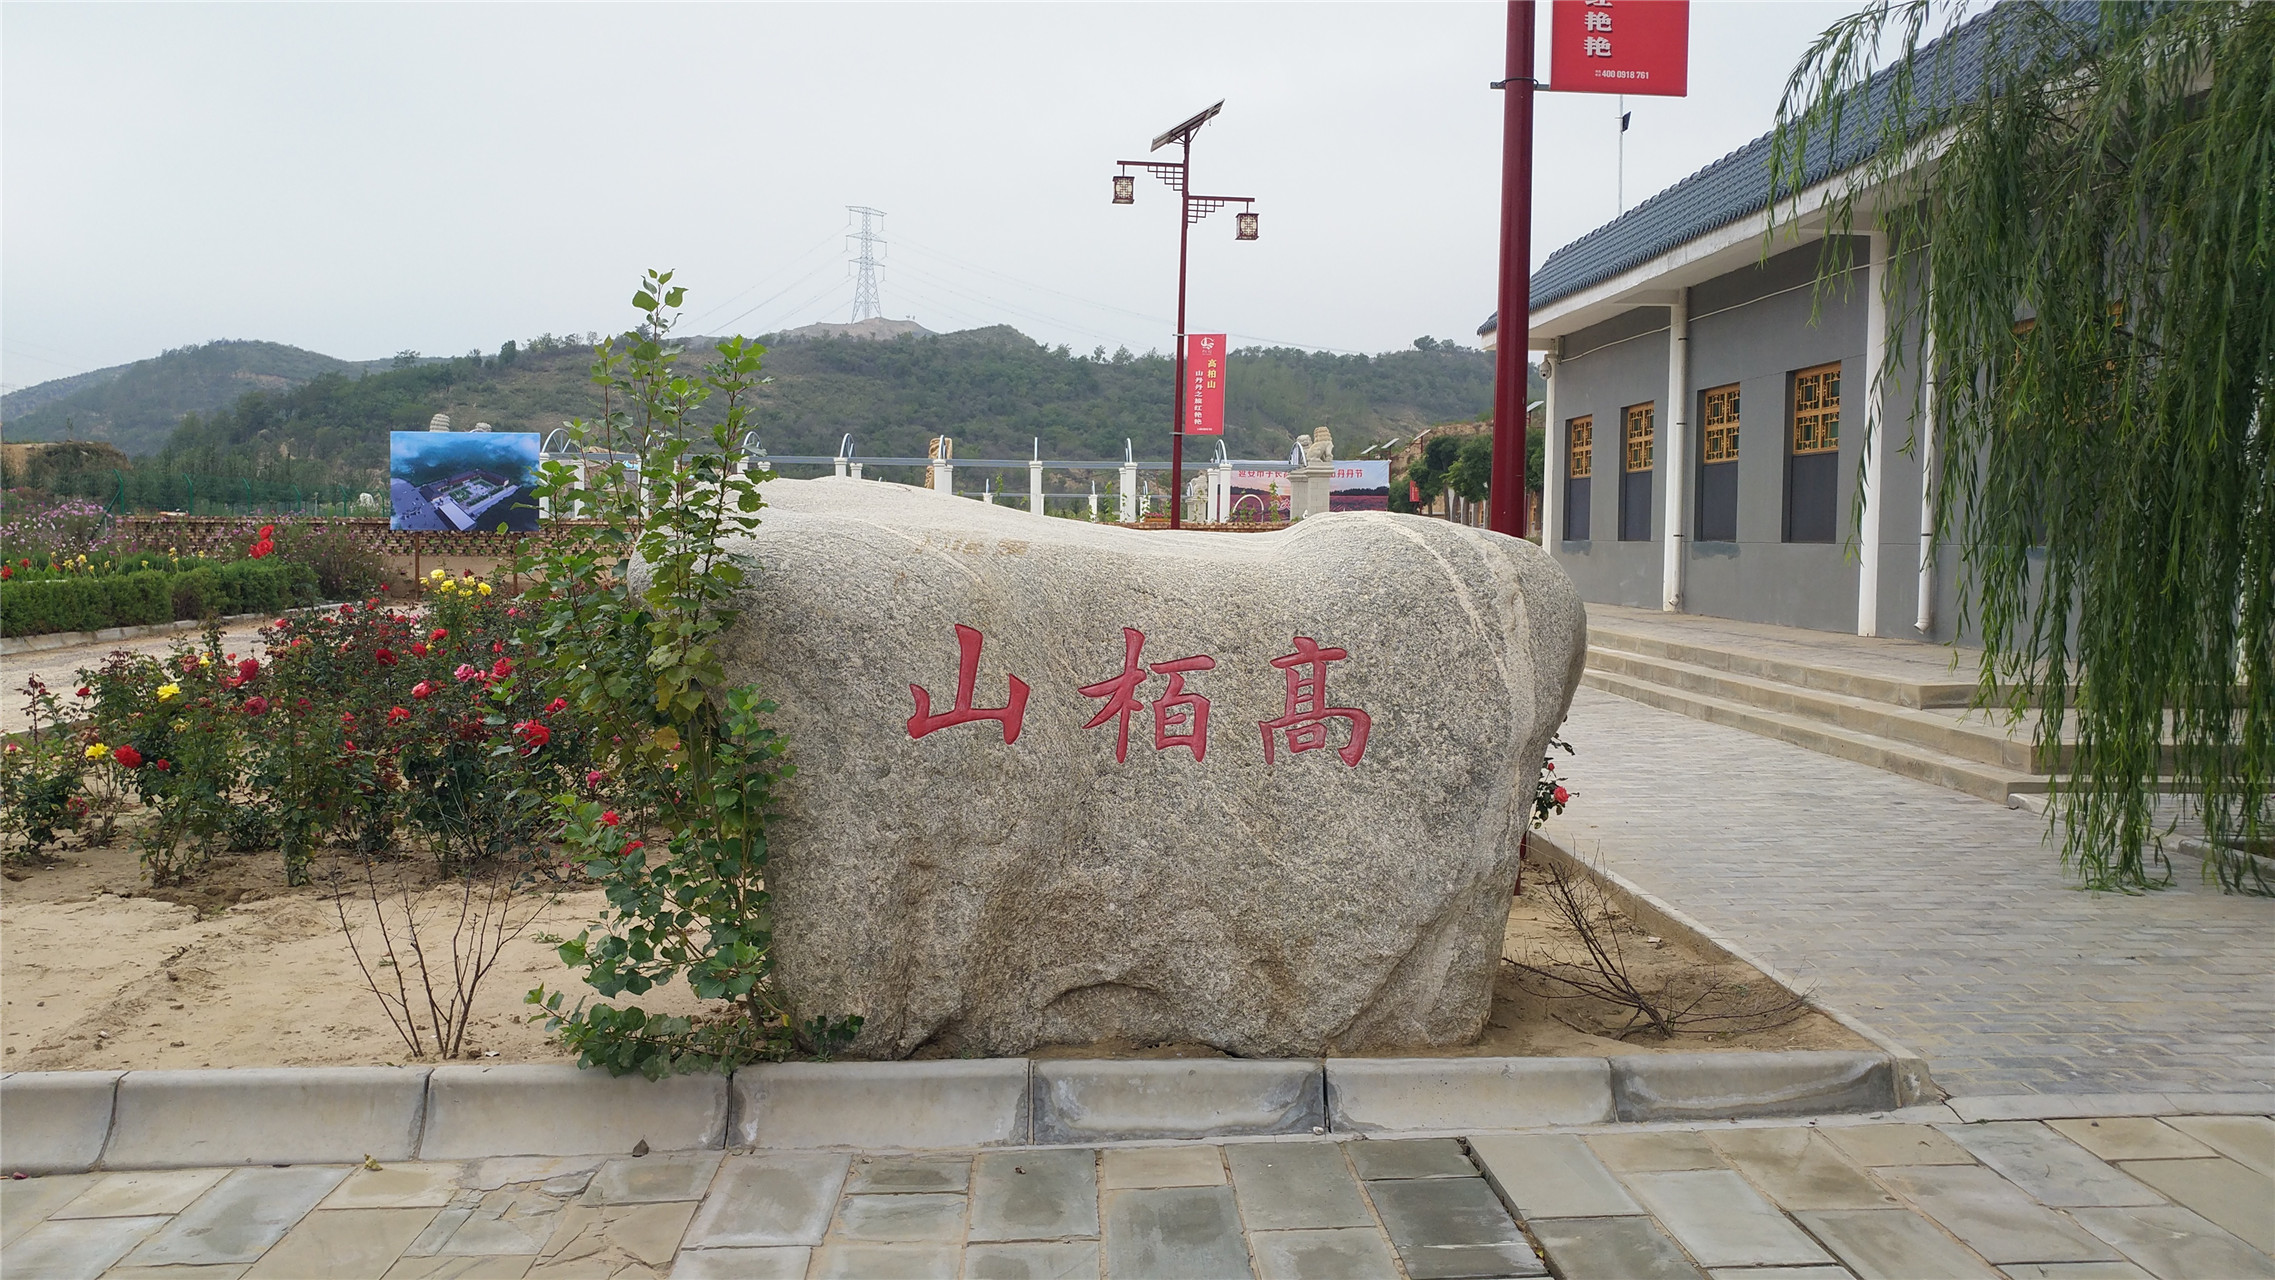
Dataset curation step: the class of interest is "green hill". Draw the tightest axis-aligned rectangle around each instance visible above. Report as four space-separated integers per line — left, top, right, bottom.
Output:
2 340 369 454
12 326 1541 510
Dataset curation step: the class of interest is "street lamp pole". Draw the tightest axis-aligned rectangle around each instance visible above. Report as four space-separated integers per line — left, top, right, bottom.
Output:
1489 1 1537 539
1114 100 1256 530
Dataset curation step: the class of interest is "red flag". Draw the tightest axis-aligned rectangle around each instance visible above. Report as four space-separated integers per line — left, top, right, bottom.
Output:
1551 0 1689 97
1184 334 1226 437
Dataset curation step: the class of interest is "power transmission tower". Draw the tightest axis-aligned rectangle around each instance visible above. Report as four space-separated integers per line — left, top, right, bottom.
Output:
846 206 887 322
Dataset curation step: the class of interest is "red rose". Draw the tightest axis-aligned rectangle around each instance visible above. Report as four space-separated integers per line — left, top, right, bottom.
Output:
1 567 11 581
259 525 275 538
625 840 645 852
388 706 410 723
410 642 428 658
491 658 512 678
113 745 144 768
515 720 551 750
454 664 480 683
492 641 504 654
600 810 621 827
546 697 568 715
375 648 397 666
343 740 356 753
341 712 356 725
411 681 437 700
244 696 270 716
76 686 91 698
1552 785 1569 805
155 759 171 771
430 628 448 642
237 658 260 680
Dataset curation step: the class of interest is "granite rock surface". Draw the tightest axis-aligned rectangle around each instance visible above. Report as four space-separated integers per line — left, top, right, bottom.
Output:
711 478 1586 1058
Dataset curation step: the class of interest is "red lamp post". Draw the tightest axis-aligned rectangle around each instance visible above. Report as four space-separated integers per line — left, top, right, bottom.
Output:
1489 1 1536 539
1113 100 1257 530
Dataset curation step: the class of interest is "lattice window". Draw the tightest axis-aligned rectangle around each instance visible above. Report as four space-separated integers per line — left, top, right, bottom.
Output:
1623 403 1655 472
1791 364 1840 455
1568 416 1592 478
1701 385 1740 463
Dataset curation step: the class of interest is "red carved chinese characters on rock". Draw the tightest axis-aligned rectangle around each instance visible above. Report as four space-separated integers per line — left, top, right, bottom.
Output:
1078 628 1216 762
1258 634 1371 766
907 623 1030 744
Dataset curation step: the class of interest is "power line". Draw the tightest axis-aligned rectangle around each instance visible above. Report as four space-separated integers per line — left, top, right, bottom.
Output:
686 227 847 330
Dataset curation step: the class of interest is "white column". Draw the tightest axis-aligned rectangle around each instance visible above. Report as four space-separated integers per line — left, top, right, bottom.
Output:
1029 439 1044 516
1119 441 1139 522
1540 349 1561 544
1915 254 1938 633
849 462 863 481
1089 482 1100 522
1857 228 1891 636
1661 292 1690 611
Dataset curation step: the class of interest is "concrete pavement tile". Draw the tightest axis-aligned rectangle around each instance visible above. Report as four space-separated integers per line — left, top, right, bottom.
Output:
1101 1186 1251 1279
435 1191 566 1257
1794 1208 2000 1279
122 1166 351 1267
3 1174 96 1246
2111 1157 2275 1253
53 1171 231 1220
1365 1177 1541 1278
1346 1139 1473 1181
679 1152 851 1249
0 1215 167 1280
1706 1129 1901 1210
1526 1216 1705 1280
961 1241 1100 1279
2045 1119 2218 1163
663 1247 807 1279
2161 1095 2275 1117
2074 1204 2275 1280
1940 1124 2161 1207
831 1193 966 1242
99 1267 252 1280
1996 1264 2155 1279
1827 1126 1981 1171
1585 1130 1724 1172
461 1160 608 1194
809 1242 959 1279
381 1256 536 1279
1097 1146 1225 1189
1247 1228 1400 1280
1948 1096 2176 1123
846 1157 970 1195
1874 1165 2120 1264
242 1207 440 1279
1469 1134 1642 1220
324 1166 466 1211
1621 1170 1831 1269
581 1153 724 1206
969 1150 1097 1243
532 1200 697 1273
2162 1115 2275 1175
1225 1143 1372 1231
1706 1270 1854 1279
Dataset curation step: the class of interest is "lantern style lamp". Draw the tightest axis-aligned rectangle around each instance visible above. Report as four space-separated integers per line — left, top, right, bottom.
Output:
1112 174 1136 204
1235 210 1259 241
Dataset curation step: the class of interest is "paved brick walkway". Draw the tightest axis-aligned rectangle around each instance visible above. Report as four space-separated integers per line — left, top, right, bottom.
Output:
6 1107 2270 1278
1547 684 2275 1098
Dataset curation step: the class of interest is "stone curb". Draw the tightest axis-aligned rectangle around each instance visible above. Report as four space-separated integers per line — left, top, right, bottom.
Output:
0 611 270 657
731 1059 1029 1150
0 1044 1938 1173
1526 829 1942 1107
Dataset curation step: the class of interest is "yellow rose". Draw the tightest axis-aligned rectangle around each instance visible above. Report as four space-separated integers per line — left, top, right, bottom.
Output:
157 683 182 701
430 569 446 580
85 743 109 759
477 582 492 596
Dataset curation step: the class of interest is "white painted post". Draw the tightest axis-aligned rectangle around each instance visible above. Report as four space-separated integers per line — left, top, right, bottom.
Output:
1661 292 1689 611
1089 481 1100 522
1119 440 1139 523
1915 256 1938 634
849 462 863 480
1029 439 1044 517
1858 228 1890 636
1540 348 1561 544
834 433 851 479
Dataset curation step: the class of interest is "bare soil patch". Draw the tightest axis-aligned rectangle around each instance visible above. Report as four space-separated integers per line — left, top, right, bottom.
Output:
4 837 1864 1071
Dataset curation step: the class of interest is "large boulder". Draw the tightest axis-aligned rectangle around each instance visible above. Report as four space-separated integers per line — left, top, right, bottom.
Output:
714 478 1586 1059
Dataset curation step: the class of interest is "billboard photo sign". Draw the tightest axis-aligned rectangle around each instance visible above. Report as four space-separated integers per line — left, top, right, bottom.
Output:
390 432 542 533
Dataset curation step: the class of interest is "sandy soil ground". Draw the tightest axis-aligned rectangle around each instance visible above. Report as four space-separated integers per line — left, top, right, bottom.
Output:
3 830 1865 1071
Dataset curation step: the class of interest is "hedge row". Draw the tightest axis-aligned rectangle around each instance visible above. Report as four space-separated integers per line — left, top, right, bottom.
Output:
0 560 320 638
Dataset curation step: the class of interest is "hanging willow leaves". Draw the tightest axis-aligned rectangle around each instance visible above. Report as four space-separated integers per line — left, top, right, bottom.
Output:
1772 0 2272 894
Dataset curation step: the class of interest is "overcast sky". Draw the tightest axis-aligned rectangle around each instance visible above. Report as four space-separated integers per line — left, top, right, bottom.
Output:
1 1 1868 391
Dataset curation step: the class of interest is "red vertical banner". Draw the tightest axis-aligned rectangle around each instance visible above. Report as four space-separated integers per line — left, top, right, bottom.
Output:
1184 334 1226 437
1550 0 1689 97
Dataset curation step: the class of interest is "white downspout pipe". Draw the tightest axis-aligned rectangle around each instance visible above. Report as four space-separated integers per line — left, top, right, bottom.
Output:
1915 254 1938 634
1858 228 1891 636
1661 292 1689 611
1540 349 1560 545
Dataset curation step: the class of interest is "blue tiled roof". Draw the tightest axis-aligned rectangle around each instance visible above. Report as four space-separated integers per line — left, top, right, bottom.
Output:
1480 1 2090 335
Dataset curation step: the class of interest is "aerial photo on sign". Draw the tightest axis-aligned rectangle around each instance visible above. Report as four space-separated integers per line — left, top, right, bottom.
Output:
388 431 542 532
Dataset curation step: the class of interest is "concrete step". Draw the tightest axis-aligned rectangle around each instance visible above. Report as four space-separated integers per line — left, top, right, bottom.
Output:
1585 646 2061 773
1586 623 1989 709
1578 668 2054 804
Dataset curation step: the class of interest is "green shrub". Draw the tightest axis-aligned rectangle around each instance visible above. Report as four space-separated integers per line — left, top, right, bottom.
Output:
0 560 319 637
